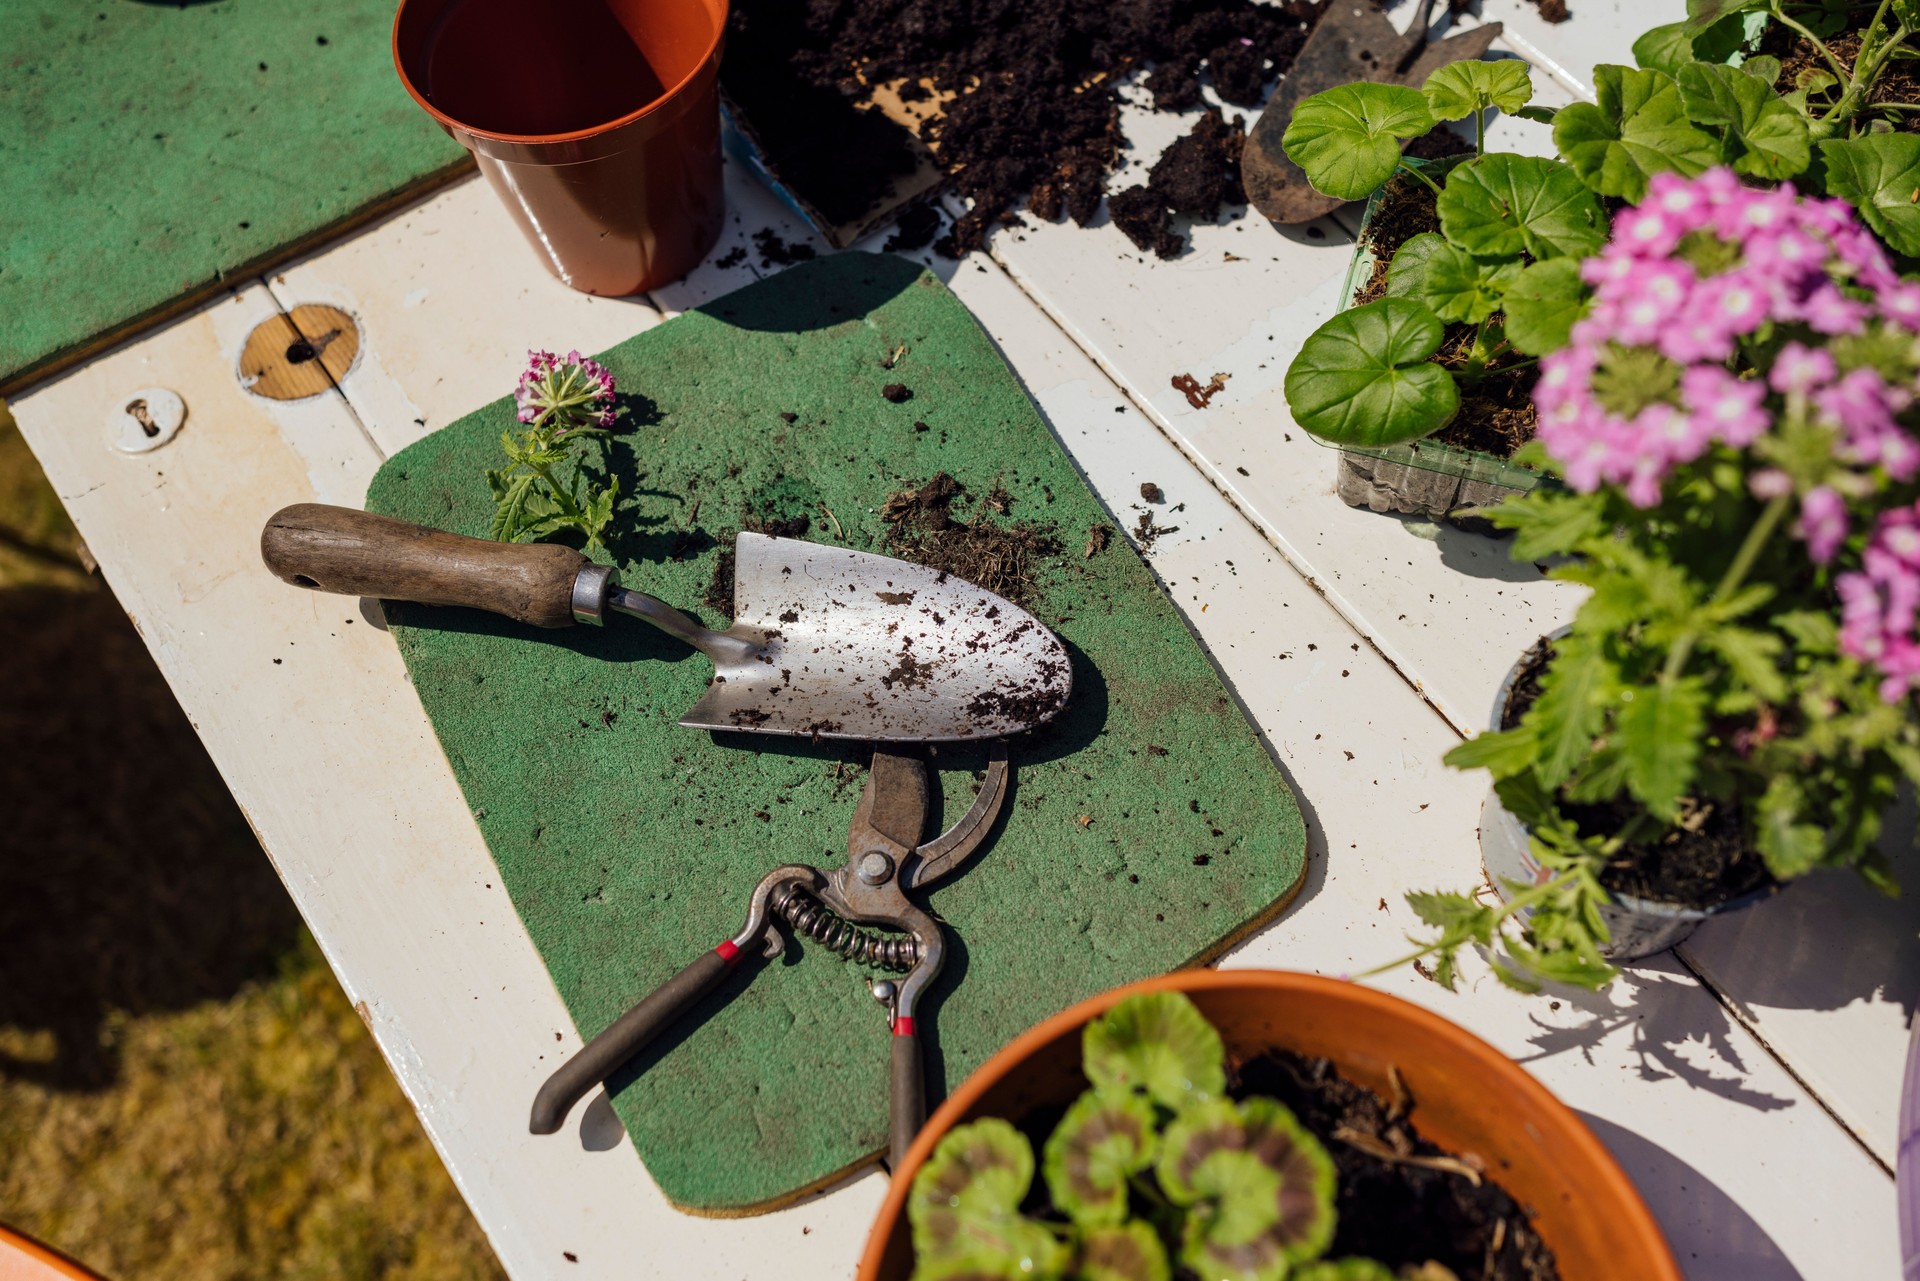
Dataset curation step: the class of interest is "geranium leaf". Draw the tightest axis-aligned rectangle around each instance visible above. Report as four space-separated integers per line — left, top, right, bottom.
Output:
1438 154 1610 260
1157 1098 1337 1281
909 1123 1067 1280
1685 0 1766 33
1281 83 1436 200
1677 61 1810 179
1818 135 1920 256
1500 258 1590 356
1632 22 1697 74
1615 678 1707 819
1553 65 1722 202
1422 59 1534 121
1082 991 1226 1110
1284 299 1459 447
1075 1223 1172 1281
1390 236 1520 323
1041 1089 1159 1227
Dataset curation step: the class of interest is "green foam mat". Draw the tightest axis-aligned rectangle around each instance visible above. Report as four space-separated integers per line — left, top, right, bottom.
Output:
1 0 465 387
365 254 1307 1213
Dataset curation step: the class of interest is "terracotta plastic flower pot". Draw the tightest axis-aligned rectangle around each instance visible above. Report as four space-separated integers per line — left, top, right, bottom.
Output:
394 0 727 295
857 969 1677 1281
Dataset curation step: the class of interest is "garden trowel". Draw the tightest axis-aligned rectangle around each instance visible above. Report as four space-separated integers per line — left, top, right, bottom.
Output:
1242 0 1503 223
260 504 1072 742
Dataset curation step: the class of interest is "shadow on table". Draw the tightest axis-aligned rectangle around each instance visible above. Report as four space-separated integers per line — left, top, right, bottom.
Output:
0 583 300 1091
1579 1112 1807 1281
1514 964 1798 1115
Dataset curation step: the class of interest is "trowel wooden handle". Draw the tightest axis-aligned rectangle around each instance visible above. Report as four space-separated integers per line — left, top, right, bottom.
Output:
261 503 588 628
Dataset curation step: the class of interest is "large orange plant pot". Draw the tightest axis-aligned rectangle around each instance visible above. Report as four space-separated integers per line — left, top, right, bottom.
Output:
857 970 1677 1281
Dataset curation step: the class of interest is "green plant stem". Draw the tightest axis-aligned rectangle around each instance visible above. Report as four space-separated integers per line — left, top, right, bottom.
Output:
1357 877 1566 978
526 457 585 522
1475 107 1486 156
1659 493 1792 684
1773 0 1852 84
1396 160 1444 197
1871 100 1920 111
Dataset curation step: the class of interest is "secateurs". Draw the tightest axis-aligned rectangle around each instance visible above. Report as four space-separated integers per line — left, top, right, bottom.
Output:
527 742 1012 1167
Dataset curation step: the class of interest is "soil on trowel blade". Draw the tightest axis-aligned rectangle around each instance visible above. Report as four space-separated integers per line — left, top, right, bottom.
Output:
719 0 1325 256
1351 172 1538 461
881 472 1062 610
1502 640 1780 909
1234 1051 1562 1281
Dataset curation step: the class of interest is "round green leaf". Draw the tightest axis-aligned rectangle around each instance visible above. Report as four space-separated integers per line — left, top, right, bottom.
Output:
1436 154 1609 261
1390 236 1521 324
1422 59 1534 121
1819 134 1920 257
1631 21 1698 74
1500 258 1590 356
1552 65 1721 202
1284 298 1459 447
1041 1088 1160 1226
1076 1223 1172 1281
1082 991 1226 1110
910 1119 1065 1277
1676 61 1809 180
1281 83 1436 201
1156 1098 1338 1281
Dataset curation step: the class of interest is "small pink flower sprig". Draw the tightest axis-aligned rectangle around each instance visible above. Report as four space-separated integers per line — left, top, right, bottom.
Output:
488 350 622 554
1392 169 1920 994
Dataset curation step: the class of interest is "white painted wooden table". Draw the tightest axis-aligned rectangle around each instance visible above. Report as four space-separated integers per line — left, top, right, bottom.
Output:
9 2 1912 1275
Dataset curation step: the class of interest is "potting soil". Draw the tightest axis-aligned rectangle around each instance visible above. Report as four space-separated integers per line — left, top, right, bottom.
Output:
364 253 1309 1213
0 0 465 389
718 0 1324 258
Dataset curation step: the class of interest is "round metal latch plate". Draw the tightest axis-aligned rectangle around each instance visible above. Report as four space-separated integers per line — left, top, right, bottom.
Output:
238 304 361 401
109 388 185 453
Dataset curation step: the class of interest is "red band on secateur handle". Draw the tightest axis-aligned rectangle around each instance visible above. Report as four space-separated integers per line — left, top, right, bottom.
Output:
893 1016 916 1037
715 940 742 965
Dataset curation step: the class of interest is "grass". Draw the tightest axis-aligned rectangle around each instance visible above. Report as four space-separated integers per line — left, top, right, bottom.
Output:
0 402 506 1281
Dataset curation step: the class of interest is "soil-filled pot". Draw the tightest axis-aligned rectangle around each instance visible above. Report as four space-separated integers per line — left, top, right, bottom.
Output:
857 969 1677 1281
394 0 727 296
1330 171 1551 524
1481 633 1779 960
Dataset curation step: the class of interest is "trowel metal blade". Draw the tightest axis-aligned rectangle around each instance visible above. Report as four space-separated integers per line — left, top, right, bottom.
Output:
1243 13 1503 224
677 533 1073 742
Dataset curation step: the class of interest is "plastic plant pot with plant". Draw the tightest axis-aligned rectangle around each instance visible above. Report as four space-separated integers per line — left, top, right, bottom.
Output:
393 0 728 297
1279 61 1603 526
1387 168 1920 995
857 970 1679 1281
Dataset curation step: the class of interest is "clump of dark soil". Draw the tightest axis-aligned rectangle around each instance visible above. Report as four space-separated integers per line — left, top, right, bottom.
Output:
1502 639 1780 908
1110 107 1247 258
882 383 914 403
1352 172 1538 461
884 203 944 251
704 509 815 617
1234 1051 1561 1281
752 228 817 267
881 472 1062 608
719 0 1324 256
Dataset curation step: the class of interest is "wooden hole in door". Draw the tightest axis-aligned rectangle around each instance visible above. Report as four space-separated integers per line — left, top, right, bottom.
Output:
239 304 360 401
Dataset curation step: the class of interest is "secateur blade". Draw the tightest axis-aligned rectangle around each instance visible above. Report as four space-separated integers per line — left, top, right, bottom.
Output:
667 534 1073 742
1242 1 1503 224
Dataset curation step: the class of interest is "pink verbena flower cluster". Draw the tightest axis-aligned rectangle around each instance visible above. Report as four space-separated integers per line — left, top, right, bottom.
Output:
1532 168 1919 511
1840 506 1920 701
514 349 616 433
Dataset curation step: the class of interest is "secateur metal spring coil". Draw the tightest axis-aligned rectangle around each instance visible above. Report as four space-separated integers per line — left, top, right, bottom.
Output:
771 884 917 971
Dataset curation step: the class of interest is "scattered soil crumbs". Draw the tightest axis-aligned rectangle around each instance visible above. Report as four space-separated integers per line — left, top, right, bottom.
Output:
883 383 914 403
1109 107 1247 258
1084 523 1113 558
881 472 1061 608
1503 639 1779 909
752 228 817 267
884 204 945 251
714 245 748 269
1234 1051 1560 1281
1171 371 1229 408
1352 174 1537 461
704 510 815 618
1139 481 1165 503
719 0 1324 256
1133 509 1178 548
1531 0 1570 22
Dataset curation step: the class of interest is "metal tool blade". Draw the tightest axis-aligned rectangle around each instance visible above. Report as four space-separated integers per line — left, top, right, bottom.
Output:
1242 10 1503 224
675 534 1073 742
